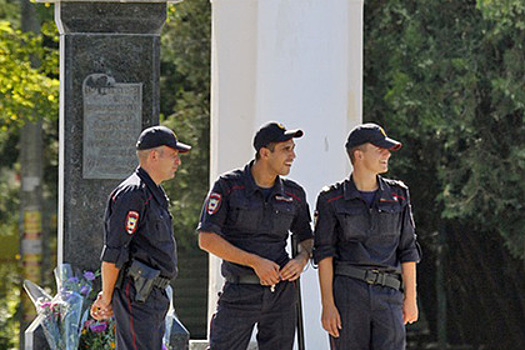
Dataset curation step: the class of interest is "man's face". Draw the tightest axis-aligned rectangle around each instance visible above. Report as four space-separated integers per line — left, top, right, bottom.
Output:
155 146 181 182
266 139 296 176
357 143 391 174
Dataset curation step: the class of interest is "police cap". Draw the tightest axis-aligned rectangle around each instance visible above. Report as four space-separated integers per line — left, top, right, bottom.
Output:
253 122 303 151
136 125 191 153
345 123 402 151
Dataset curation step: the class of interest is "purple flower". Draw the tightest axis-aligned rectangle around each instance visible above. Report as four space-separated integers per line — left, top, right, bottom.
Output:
90 321 108 333
162 345 169 350
80 285 90 295
83 271 96 281
68 276 79 283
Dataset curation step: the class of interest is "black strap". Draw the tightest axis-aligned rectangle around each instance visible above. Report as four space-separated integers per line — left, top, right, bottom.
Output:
225 274 260 284
335 264 402 290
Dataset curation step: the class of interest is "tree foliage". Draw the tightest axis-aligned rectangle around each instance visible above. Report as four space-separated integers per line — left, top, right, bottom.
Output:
0 19 58 133
160 0 211 250
364 0 525 259
0 4 58 347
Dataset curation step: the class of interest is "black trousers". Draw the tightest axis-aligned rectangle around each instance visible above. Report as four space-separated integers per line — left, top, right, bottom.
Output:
112 276 169 350
330 275 406 350
209 281 298 350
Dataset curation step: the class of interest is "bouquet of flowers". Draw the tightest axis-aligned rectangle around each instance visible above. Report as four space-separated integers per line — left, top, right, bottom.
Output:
79 318 116 350
24 263 96 350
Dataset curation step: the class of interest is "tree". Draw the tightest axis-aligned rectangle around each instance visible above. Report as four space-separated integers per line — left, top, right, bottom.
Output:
364 0 525 348
161 0 211 250
0 2 57 347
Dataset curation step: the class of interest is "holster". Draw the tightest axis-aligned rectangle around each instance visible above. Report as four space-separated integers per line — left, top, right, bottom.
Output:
126 259 161 303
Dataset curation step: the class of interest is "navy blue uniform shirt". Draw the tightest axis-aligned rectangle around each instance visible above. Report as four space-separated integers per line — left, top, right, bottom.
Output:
313 175 420 273
100 167 178 279
197 161 313 280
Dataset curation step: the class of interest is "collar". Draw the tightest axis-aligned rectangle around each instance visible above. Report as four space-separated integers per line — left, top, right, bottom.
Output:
136 167 169 207
344 174 386 201
242 160 286 198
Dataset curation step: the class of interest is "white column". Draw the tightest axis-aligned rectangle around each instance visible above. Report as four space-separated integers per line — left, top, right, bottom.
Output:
210 1 364 348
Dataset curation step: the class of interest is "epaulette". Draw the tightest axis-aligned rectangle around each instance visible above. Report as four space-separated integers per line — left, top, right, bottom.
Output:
320 185 332 193
218 168 244 183
282 178 305 191
382 178 409 190
319 182 341 197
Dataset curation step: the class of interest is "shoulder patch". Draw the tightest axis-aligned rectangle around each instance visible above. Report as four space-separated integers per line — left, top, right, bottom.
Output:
125 211 139 235
207 192 222 215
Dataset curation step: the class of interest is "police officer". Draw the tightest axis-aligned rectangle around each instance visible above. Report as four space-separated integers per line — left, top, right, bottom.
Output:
314 123 421 350
198 122 313 350
90 125 191 350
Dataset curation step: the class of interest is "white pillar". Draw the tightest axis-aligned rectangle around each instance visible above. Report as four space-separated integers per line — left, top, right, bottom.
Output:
209 1 364 348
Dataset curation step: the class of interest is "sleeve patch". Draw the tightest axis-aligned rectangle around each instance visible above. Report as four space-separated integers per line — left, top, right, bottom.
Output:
207 193 222 215
125 211 139 235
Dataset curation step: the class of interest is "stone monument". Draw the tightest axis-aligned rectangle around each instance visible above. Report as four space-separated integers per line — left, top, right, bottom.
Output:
25 0 189 349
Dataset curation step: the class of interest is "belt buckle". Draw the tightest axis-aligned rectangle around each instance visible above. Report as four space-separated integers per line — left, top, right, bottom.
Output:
365 269 379 285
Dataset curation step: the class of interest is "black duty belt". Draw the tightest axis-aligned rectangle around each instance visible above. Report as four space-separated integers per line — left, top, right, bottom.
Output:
335 264 402 291
225 274 260 285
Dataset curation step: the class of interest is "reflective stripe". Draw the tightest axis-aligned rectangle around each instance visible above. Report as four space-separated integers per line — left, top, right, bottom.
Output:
126 279 138 350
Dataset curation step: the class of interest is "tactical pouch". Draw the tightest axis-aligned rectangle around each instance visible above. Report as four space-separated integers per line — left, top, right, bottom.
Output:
127 259 160 303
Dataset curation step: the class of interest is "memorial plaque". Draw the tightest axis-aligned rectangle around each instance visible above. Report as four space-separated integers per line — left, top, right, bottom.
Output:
82 73 142 179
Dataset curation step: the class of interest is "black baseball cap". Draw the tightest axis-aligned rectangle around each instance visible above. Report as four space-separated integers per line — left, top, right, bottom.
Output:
253 122 304 151
136 125 191 153
345 123 402 151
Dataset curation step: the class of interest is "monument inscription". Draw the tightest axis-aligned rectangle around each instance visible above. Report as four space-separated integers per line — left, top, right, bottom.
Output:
82 73 142 179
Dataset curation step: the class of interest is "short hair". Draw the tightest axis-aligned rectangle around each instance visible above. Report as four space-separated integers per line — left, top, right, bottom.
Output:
255 142 277 160
347 144 367 164
137 146 164 163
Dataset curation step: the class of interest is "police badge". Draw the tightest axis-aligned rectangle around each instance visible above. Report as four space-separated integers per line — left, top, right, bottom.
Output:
125 211 139 234
207 193 221 215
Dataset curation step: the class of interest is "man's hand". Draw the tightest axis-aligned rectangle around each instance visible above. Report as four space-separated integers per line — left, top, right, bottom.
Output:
251 257 280 286
403 296 418 325
401 261 418 324
90 291 114 320
280 253 308 281
321 303 342 338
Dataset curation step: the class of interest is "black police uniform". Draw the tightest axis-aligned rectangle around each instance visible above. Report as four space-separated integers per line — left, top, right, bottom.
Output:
198 161 313 350
314 175 421 350
101 167 177 350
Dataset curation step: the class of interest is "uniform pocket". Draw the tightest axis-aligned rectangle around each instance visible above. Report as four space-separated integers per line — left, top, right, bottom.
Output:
376 203 403 237
271 201 296 236
229 199 263 233
335 205 368 242
149 210 173 243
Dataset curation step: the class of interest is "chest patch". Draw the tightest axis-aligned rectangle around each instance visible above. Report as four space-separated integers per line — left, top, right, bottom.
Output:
125 211 139 235
275 195 293 202
207 192 222 215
